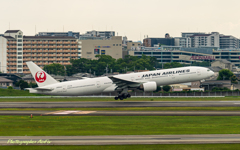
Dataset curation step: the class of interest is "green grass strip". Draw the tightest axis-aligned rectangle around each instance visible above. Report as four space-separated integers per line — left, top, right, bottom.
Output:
1 107 240 111
1 116 240 136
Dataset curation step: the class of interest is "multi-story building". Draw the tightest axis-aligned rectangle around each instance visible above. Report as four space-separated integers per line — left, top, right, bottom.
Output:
128 46 240 67
219 35 239 49
0 30 78 74
79 36 122 59
189 32 220 48
143 37 175 47
127 41 141 50
174 37 191 47
179 32 239 49
81 30 115 39
36 31 80 39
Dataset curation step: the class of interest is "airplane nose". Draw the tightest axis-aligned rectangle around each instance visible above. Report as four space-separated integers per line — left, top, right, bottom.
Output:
208 70 214 77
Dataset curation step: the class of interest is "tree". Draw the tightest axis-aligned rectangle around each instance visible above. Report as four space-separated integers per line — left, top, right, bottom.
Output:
43 63 65 76
7 86 13 90
156 86 161 92
163 85 171 92
15 80 29 90
29 82 38 88
217 69 238 83
67 54 157 76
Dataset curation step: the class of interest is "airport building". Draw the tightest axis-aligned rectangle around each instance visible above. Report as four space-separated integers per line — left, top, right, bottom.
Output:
128 46 240 67
0 30 78 74
79 36 123 60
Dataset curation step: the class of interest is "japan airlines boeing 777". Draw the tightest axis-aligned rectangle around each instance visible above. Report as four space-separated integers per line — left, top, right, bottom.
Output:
26 61 214 100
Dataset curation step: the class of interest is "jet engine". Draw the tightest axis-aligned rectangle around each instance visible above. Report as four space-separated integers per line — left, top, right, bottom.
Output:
139 82 157 92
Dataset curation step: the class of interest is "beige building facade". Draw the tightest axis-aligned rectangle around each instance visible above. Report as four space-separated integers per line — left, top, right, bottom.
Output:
79 36 122 60
0 30 78 74
127 41 141 50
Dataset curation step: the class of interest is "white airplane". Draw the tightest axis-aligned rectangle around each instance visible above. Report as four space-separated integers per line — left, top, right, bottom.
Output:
26 61 214 100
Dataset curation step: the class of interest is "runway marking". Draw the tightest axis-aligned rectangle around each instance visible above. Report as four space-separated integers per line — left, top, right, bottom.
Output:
45 110 65 115
45 110 96 115
73 111 96 114
54 111 81 114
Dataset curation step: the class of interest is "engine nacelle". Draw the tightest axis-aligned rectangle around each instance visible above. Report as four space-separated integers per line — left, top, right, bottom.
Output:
140 82 157 92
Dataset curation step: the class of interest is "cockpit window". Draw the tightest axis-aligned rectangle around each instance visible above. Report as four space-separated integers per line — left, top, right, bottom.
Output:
207 69 210 71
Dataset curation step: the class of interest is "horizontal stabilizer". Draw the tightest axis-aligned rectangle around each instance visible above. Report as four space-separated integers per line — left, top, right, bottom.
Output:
25 88 53 91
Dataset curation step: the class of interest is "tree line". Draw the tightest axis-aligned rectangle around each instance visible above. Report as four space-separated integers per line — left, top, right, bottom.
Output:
44 55 157 76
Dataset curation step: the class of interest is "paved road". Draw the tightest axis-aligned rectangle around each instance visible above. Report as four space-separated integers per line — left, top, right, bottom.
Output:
1 101 240 108
1 110 240 116
1 134 240 145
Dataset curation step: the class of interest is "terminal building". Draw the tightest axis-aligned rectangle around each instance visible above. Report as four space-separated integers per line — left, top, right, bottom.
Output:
0 30 79 74
128 46 240 67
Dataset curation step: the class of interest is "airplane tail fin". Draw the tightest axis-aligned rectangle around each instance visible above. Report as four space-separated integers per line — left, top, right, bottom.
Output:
26 61 59 87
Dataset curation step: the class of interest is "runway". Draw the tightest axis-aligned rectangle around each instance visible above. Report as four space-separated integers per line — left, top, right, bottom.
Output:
1 110 240 116
1 101 240 108
1 134 240 145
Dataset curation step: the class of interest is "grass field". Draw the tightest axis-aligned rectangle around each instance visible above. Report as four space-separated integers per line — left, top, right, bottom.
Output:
1 96 240 102
0 88 42 96
2 107 240 111
1 116 240 136
1 144 240 150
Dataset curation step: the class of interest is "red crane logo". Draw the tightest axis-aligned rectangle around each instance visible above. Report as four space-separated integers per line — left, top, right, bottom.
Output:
35 71 47 83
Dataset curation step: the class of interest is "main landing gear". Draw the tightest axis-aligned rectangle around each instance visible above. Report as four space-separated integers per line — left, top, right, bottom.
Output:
114 93 131 100
114 88 131 100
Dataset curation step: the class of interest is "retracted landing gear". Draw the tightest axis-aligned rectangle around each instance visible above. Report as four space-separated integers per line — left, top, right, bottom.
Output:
114 93 131 100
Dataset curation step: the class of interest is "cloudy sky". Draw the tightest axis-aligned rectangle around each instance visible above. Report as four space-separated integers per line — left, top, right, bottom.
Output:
1 0 240 41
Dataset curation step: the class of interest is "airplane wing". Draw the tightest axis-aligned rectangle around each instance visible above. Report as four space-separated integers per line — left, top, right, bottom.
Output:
108 76 142 90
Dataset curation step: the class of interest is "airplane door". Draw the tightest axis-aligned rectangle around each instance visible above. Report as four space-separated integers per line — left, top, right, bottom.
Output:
62 85 67 92
197 69 201 75
96 81 101 88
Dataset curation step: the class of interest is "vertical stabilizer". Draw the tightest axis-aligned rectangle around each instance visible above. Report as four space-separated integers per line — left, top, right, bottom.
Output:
26 61 59 87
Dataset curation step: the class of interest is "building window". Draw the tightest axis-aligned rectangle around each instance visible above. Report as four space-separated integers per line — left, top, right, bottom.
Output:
17 52 22 55
18 44 22 46
18 35 22 38
18 48 22 51
18 39 22 42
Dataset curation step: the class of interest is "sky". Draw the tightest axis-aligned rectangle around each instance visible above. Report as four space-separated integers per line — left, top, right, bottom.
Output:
1 0 240 41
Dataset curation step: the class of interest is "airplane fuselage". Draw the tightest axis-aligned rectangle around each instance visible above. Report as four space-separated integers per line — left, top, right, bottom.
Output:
28 66 213 96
